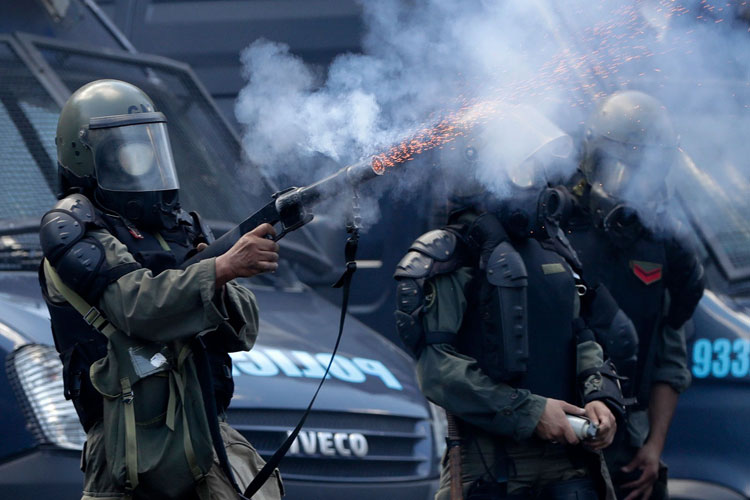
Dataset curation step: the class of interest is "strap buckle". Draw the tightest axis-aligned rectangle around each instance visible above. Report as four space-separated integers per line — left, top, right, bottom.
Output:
82 307 101 326
122 390 134 404
445 436 462 449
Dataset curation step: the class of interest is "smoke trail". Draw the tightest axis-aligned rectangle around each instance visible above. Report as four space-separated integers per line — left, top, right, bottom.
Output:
234 1 580 193
234 0 750 243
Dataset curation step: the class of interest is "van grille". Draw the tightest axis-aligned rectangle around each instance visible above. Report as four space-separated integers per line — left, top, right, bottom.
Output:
226 409 434 482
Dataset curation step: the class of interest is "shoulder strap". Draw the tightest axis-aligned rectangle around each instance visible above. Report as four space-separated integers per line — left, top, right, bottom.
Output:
153 232 171 251
43 259 117 337
538 222 584 274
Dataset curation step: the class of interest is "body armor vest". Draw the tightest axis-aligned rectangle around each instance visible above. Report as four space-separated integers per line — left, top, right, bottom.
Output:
395 211 582 403
457 235 578 402
40 196 232 431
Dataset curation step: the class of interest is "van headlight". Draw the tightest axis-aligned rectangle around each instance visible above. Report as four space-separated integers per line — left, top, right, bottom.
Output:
429 401 447 460
6 343 86 450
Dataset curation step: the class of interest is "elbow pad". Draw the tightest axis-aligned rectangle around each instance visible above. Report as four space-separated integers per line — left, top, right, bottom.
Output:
394 278 427 358
664 234 706 329
579 359 628 418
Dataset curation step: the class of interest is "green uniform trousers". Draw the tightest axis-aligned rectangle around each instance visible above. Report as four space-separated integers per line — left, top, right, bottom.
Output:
435 433 592 500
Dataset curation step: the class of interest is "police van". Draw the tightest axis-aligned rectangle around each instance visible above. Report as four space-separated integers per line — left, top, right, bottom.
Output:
0 1 443 498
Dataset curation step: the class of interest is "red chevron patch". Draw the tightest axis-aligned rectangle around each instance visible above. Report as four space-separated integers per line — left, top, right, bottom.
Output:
630 260 663 285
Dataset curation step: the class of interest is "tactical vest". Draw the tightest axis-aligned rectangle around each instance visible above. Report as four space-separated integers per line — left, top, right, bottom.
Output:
39 194 233 432
395 212 580 403
457 235 578 402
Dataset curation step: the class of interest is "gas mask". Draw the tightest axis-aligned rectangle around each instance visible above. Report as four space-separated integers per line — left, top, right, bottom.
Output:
585 146 675 247
440 105 575 238
588 183 645 247
493 156 558 240
580 90 680 244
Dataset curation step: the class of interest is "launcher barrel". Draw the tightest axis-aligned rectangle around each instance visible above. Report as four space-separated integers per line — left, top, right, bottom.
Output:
180 158 381 269
295 158 381 206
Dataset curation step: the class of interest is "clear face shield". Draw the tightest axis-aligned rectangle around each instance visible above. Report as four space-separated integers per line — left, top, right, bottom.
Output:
589 144 677 241
506 155 547 191
591 143 676 202
82 112 179 193
474 107 574 195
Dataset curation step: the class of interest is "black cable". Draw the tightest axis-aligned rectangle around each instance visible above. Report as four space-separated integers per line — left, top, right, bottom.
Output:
243 226 359 498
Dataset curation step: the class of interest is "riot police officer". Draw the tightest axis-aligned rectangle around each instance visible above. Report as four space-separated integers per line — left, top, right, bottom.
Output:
395 120 631 499
38 80 282 499
556 90 705 500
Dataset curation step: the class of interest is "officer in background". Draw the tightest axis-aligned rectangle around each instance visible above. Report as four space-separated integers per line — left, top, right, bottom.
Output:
395 115 632 499
38 80 283 499
556 91 705 500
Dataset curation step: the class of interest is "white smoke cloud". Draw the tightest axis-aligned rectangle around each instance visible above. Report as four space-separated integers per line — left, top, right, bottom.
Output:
234 0 580 191
234 0 750 249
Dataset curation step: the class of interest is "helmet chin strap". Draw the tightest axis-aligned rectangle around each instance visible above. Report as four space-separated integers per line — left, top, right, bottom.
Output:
95 187 181 231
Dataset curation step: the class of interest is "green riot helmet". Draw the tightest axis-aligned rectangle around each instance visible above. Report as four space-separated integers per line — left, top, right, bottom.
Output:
471 106 573 239
581 90 678 207
439 105 573 224
56 80 181 230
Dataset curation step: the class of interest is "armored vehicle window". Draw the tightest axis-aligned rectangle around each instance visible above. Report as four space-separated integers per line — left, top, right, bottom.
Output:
0 40 58 221
666 81 750 283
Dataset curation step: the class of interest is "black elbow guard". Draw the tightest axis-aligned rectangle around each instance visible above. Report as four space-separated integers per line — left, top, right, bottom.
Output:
664 235 706 329
579 359 628 418
394 278 426 358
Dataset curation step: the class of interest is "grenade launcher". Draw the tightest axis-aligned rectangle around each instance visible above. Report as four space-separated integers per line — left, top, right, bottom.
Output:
179 158 381 269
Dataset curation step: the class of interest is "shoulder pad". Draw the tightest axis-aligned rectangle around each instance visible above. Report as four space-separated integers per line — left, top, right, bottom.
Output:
465 212 507 255
40 194 98 264
486 241 528 287
394 229 463 279
54 193 98 224
394 251 434 279
410 229 458 262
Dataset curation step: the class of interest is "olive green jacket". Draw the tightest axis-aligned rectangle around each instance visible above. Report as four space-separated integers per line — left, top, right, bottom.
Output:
650 318 691 395
628 317 690 448
44 229 266 498
45 229 259 350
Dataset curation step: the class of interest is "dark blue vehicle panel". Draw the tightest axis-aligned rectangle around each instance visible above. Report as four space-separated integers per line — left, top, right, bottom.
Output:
663 291 750 499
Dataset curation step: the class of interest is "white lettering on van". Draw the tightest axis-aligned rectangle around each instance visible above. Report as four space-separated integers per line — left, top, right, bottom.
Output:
230 349 403 390
287 430 369 458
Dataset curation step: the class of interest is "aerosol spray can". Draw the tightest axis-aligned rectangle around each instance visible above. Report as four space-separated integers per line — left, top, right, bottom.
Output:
566 414 598 440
